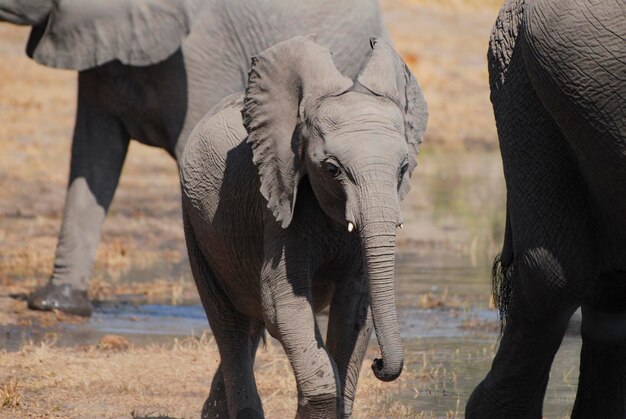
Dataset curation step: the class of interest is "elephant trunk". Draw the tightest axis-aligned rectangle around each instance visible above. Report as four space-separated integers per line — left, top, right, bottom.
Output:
358 190 403 382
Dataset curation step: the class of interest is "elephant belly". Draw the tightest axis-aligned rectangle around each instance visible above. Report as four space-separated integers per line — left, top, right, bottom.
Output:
87 57 188 155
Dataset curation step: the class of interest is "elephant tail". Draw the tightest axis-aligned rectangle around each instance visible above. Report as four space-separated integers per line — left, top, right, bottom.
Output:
492 208 514 337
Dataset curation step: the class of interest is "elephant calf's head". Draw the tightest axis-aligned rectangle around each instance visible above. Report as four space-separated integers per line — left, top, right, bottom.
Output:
242 36 428 382
303 91 409 231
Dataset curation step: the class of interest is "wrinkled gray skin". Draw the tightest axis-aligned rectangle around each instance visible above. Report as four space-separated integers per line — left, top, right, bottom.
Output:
0 0 389 316
466 0 626 417
180 37 428 418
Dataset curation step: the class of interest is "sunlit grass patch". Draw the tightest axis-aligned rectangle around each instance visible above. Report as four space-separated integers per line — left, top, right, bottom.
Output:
0 377 21 408
0 334 476 417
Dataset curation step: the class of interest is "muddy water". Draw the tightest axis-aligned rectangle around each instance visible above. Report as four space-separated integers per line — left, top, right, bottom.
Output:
0 152 582 415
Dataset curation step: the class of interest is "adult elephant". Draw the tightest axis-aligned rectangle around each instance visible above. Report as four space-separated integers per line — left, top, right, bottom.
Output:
467 0 625 417
0 0 388 316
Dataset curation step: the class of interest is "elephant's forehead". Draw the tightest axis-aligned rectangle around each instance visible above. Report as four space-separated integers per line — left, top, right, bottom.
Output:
313 93 404 136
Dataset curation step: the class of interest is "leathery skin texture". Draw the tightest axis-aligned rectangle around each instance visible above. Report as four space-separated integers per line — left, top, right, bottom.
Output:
466 1 626 417
180 37 428 418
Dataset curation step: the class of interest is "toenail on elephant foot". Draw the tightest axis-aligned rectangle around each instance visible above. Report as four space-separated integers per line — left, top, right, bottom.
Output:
27 283 93 317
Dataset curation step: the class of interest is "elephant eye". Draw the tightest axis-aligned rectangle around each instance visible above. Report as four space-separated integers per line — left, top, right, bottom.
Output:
324 161 341 178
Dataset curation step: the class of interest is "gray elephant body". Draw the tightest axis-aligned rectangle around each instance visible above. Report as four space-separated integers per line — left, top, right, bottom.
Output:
180 37 427 418
76 0 388 157
183 96 368 418
0 0 387 315
467 0 626 417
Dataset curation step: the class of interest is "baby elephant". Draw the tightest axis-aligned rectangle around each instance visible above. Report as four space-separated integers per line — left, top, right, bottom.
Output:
180 36 428 418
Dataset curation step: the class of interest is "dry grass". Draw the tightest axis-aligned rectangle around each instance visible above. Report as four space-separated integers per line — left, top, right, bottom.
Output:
0 334 468 418
0 377 21 408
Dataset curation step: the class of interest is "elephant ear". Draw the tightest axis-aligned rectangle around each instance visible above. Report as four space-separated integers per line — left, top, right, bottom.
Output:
242 36 353 229
0 0 51 25
356 37 428 200
26 0 196 70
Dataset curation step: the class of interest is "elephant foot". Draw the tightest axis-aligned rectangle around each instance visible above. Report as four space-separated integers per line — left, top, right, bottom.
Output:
236 407 264 419
27 283 93 317
201 394 228 419
296 397 338 419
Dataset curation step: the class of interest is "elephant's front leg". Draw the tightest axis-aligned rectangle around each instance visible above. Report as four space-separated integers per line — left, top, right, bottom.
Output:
261 245 340 418
28 78 130 316
326 275 372 418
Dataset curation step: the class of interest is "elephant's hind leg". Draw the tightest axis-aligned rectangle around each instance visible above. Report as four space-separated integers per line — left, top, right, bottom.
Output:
468 95 590 417
468 19 594 417
202 328 265 419
573 271 626 418
183 214 263 418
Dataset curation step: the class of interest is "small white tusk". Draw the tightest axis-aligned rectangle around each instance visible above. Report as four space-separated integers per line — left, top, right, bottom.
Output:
398 223 404 229
348 222 354 233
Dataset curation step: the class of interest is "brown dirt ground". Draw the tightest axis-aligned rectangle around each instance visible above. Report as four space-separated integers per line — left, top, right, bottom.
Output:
0 1 502 417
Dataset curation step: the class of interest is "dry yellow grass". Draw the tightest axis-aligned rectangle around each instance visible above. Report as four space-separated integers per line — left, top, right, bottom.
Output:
0 334 466 418
0 377 21 408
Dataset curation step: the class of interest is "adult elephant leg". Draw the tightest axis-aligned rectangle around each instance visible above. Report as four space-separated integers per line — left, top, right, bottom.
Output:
573 272 626 418
468 305 577 418
28 76 130 316
184 215 263 419
326 275 372 418
467 42 592 417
